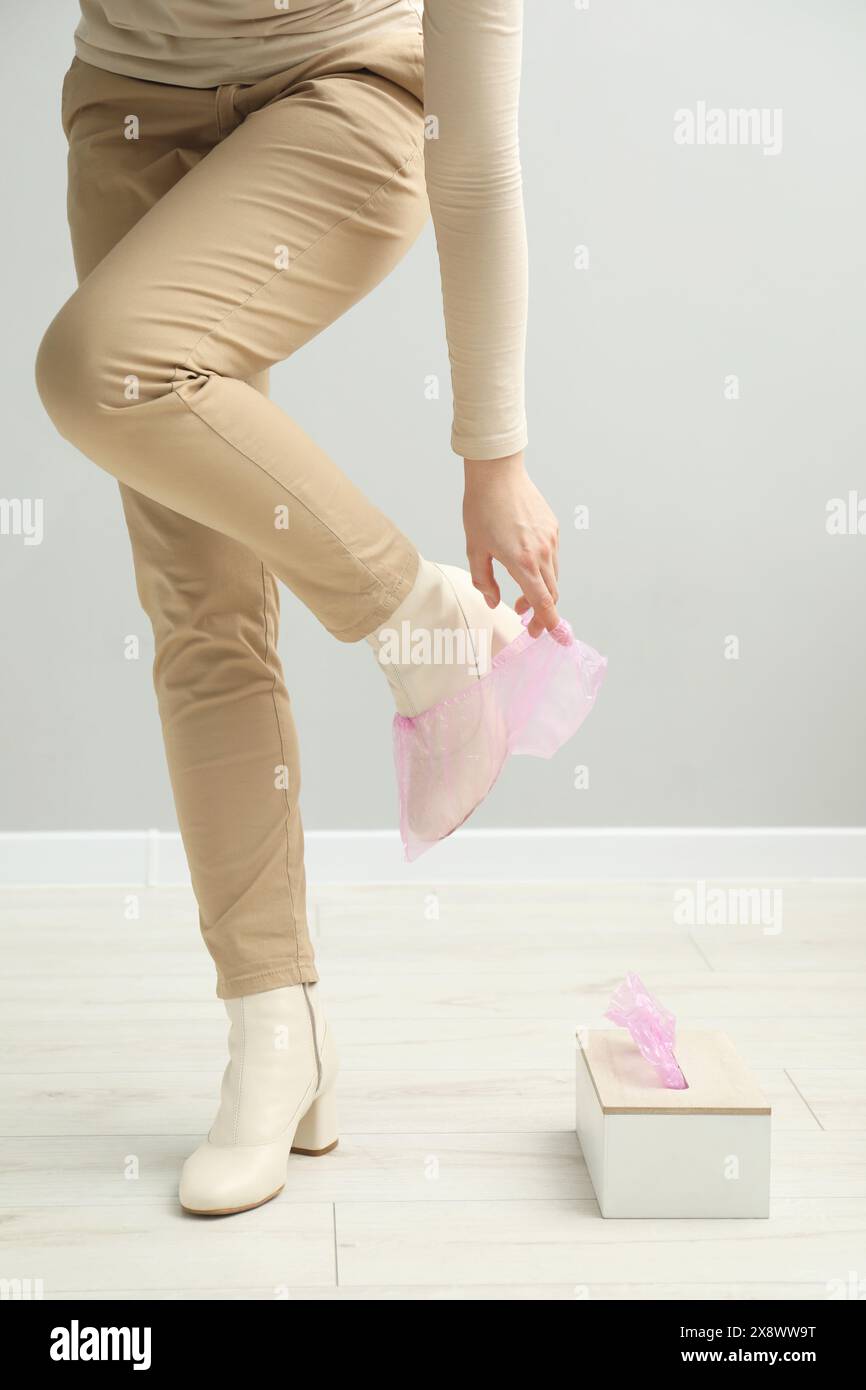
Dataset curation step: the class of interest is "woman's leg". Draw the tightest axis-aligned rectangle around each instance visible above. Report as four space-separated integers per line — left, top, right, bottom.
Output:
120 488 314 997
55 59 324 998
36 44 427 643
40 41 431 1214
39 45 428 996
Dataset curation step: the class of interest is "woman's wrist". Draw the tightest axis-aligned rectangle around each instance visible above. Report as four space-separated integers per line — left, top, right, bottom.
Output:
464 450 526 483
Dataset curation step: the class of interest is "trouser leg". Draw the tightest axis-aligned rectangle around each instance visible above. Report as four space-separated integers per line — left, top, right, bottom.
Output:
45 57 424 994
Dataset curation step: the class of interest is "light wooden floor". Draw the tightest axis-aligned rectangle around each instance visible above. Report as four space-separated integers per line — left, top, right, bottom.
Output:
2 880 865 1301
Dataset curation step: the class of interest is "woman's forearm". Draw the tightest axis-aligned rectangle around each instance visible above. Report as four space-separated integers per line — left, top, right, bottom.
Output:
422 0 528 462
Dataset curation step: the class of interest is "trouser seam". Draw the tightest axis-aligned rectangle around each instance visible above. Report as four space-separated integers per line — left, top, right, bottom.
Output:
170 384 414 616
177 142 423 377
218 962 319 994
328 544 419 642
260 562 302 979
227 964 317 981
163 147 425 623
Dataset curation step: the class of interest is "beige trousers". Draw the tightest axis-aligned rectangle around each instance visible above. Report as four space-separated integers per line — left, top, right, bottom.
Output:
36 30 429 997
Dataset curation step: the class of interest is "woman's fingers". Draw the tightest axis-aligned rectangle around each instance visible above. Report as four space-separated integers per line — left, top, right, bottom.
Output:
509 563 561 636
540 556 559 606
468 550 500 608
511 563 560 636
462 457 563 629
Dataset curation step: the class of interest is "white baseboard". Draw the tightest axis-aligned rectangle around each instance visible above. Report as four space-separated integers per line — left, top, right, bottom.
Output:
0 827 864 885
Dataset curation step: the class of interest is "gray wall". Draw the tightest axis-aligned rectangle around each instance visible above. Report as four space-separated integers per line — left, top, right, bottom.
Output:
3 0 865 833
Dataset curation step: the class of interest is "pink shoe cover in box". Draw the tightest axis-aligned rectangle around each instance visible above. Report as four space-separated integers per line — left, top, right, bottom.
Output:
604 972 688 1089
392 616 607 861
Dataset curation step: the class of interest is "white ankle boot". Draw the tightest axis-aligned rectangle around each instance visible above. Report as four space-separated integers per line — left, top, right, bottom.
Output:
179 982 337 1216
366 558 524 716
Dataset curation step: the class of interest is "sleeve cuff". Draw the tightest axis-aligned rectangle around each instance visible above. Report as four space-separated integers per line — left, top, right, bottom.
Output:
452 422 529 461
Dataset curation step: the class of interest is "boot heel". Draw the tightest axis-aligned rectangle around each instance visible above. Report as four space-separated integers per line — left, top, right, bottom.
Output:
292 1084 338 1156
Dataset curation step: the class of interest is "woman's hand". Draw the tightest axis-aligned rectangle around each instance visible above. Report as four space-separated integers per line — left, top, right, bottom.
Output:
463 451 561 637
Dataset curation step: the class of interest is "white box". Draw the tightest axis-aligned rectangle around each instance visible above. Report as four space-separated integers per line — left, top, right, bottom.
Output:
575 1029 771 1218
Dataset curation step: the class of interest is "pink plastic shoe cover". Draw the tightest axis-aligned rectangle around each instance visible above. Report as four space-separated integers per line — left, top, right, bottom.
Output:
392 615 607 861
604 972 688 1089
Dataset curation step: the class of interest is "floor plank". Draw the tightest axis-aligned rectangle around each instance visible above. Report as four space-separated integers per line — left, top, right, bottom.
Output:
0 1204 336 1294
4 1014 866 1073
787 1070 866 1131
334 1197 866 1288
6 971 863 1022
0 1132 590 1206
4 1127 860 1207
43 1281 841 1301
0 1066 817 1139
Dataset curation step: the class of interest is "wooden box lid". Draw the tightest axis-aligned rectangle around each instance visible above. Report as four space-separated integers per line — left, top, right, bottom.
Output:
577 1029 771 1115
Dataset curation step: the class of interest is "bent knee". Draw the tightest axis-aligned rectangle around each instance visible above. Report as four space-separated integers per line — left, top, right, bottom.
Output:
35 290 141 452
36 294 100 444
35 291 173 449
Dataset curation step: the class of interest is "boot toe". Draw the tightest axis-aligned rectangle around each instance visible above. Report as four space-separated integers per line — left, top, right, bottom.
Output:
179 1138 287 1215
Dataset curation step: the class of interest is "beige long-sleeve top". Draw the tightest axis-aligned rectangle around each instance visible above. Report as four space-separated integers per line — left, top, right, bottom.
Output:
74 1 528 460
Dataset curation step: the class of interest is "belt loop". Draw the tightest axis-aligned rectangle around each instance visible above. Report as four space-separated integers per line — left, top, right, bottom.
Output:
215 83 238 140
